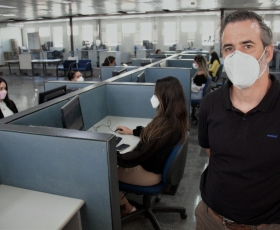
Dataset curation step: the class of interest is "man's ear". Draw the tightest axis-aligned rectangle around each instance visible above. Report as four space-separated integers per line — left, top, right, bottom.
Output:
265 44 274 63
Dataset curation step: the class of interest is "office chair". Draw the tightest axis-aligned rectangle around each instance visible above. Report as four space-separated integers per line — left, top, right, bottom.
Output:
57 60 76 76
191 77 211 125
211 64 228 90
119 140 188 230
70 60 93 78
211 63 223 83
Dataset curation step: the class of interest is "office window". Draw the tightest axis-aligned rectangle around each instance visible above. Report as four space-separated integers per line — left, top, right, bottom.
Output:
274 20 280 32
106 24 117 46
26 28 35 33
39 27 50 37
122 23 135 33
67 26 78 36
181 21 196 32
82 25 93 42
53 27 63 47
140 23 152 42
201 21 215 41
163 22 176 46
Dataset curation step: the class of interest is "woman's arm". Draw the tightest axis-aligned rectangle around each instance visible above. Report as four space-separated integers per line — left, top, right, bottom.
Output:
208 60 218 72
116 125 144 136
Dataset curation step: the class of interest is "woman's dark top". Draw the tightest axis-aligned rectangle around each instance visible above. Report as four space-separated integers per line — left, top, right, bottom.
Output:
0 100 18 119
117 125 181 174
193 74 207 86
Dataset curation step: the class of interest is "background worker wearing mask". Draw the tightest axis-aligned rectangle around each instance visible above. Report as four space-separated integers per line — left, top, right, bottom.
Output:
68 71 84 81
0 77 18 119
191 55 209 100
195 10 280 230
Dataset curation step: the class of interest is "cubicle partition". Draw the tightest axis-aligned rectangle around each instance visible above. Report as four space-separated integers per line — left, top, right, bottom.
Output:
44 81 97 91
184 50 210 60
144 67 192 113
0 82 156 230
166 59 195 76
131 58 156 66
100 66 139 81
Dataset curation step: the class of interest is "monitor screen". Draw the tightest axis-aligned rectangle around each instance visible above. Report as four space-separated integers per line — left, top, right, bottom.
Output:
61 95 84 131
112 68 127 77
136 72 145 82
38 85 67 104
141 62 150 67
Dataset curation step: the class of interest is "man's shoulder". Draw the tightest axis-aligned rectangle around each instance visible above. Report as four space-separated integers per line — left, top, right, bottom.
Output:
201 86 225 104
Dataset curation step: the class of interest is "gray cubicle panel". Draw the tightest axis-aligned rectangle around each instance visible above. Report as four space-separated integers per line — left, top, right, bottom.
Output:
44 81 97 91
105 83 156 118
144 67 192 114
184 50 210 60
0 124 120 230
166 59 195 76
100 66 139 81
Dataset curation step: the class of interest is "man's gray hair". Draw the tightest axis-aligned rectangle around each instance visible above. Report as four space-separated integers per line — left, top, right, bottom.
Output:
220 10 273 47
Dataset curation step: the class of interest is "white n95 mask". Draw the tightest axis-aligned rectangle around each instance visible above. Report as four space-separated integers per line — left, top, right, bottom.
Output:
150 95 160 109
224 49 267 89
192 63 198 69
77 76 84 82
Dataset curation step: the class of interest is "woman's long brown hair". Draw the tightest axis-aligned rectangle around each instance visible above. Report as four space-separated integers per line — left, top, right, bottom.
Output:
140 76 188 144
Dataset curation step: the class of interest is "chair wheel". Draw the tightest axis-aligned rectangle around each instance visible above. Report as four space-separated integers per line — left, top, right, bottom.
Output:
180 212 187 219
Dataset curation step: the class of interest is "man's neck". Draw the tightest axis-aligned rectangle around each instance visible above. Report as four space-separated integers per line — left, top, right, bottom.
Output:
230 72 272 114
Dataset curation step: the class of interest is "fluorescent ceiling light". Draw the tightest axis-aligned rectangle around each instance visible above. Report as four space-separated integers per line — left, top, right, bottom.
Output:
52 0 72 3
271 0 280 3
2 14 17 17
0 5 16 8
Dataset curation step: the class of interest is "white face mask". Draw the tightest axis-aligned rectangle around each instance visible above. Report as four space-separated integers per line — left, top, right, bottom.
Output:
0 90 7 100
77 76 84 82
193 63 198 69
224 49 267 89
150 95 160 109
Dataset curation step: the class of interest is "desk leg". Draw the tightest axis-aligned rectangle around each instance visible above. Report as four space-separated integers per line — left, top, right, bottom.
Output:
8 63 12 75
32 63 35 76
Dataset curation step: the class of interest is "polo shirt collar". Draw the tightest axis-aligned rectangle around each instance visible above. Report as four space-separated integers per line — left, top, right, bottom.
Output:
222 74 280 112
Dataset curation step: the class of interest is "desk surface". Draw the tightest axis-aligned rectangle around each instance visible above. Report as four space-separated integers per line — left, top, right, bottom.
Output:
88 116 152 153
5 60 19 63
32 59 61 63
0 185 84 230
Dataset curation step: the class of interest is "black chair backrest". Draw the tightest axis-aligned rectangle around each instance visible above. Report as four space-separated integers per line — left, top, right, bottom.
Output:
216 63 224 78
165 138 188 186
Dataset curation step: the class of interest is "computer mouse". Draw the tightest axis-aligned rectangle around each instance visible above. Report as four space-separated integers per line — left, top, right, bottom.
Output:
115 128 123 132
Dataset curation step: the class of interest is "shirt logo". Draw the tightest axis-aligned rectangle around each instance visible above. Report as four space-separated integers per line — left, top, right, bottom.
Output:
267 134 278 138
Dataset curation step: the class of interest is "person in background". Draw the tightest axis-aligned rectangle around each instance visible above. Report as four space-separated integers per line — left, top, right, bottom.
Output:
116 76 188 217
208 51 220 79
68 71 84 81
0 77 18 119
102 56 116 66
155 49 162 54
191 55 210 100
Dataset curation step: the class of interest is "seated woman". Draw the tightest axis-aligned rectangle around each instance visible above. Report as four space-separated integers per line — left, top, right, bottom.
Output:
0 77 18 119
115 76 189 216
68 71 84 81
155 49 162 54
208 51 220 79
191 55 210 100
102 56 116 66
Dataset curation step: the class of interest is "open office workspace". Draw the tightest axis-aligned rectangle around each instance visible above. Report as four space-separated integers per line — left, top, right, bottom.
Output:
1 1 280 230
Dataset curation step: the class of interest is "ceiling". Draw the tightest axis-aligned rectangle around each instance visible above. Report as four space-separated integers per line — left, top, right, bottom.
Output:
0 0 279 23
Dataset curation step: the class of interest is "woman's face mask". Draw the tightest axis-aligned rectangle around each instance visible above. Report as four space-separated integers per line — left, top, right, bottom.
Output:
224 48 267 89
77 76 84 82
193 63 198 69
150 95 160 109
0 90 7 100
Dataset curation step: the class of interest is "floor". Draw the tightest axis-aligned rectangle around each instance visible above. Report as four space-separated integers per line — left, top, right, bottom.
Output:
1 65 279 230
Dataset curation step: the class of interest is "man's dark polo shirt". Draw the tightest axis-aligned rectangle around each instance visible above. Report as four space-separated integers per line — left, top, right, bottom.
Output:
199 75 280 225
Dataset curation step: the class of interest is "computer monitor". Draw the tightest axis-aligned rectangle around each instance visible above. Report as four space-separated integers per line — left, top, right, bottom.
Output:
160 61 166 68
38 85 67 104
143 40 149 49
112 68 127 77
141 62 151 66
61 95 84 131
136 72 145 82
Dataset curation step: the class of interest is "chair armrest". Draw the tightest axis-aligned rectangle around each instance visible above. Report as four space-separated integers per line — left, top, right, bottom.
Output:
69 62 78 70
84 62 91 71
